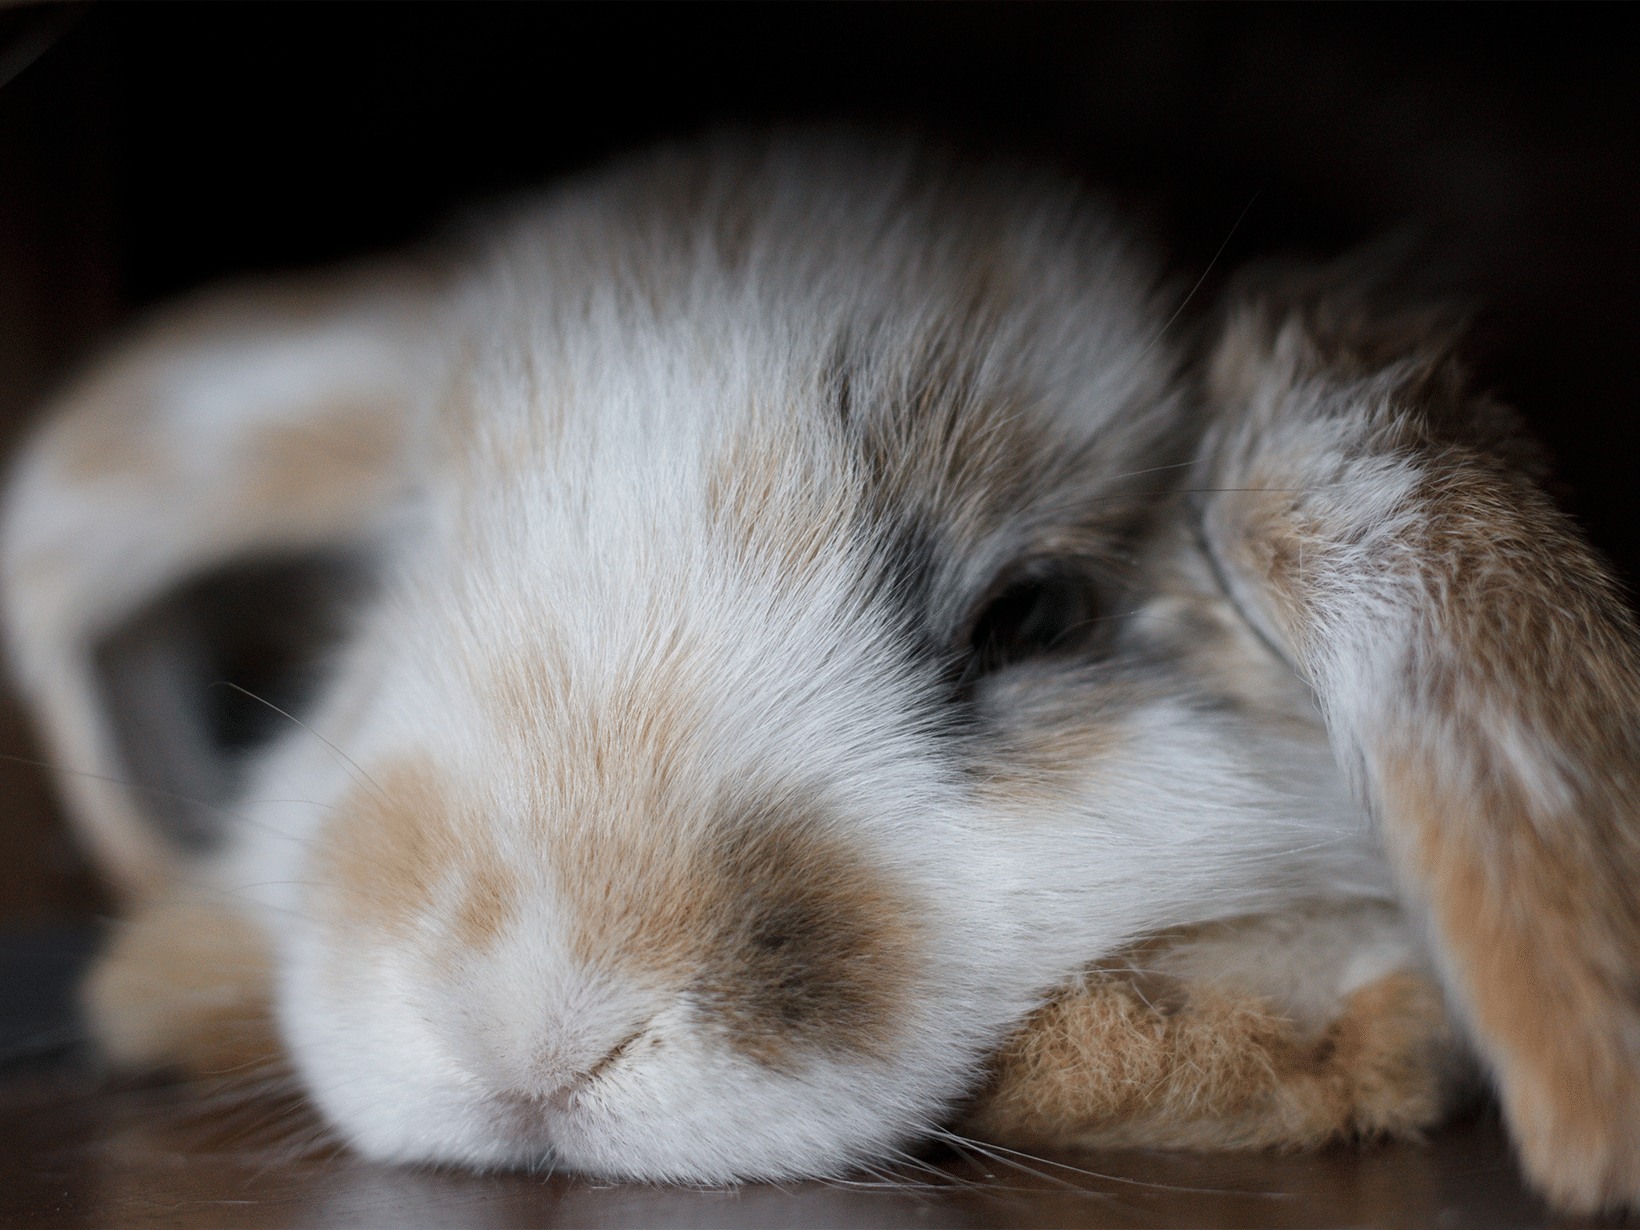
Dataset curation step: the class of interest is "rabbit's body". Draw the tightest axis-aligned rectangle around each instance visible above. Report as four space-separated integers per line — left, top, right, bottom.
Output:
4 138 1636 1210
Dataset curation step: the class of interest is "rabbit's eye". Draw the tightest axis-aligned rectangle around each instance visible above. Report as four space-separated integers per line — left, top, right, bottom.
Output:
963 565 1103 678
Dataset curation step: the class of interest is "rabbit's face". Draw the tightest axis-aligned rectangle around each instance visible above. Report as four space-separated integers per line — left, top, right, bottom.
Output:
204 179 1386 1177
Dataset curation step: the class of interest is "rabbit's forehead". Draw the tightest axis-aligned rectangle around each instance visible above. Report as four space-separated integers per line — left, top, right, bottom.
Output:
432 296 1182 657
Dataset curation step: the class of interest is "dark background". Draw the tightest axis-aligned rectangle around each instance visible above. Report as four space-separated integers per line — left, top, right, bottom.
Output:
2 2 1637 921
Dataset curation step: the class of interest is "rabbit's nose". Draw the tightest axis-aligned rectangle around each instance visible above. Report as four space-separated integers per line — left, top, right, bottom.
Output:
426 959 664 1101
462 1018 656 1101
540 1028 650 1102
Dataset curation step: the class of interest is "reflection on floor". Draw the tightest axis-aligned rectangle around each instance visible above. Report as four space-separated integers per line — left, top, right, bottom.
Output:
0 1063 1605 1230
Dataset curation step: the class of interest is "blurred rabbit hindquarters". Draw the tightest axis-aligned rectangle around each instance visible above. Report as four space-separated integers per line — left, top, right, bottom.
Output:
4 137 1637 1214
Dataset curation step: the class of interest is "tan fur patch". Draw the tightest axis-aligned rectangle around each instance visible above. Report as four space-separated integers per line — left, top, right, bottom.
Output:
241 400 404 513
964 958 1456 1152
449 856 522 951
319 760 520 950
82 889 281 1076
703 428 856 587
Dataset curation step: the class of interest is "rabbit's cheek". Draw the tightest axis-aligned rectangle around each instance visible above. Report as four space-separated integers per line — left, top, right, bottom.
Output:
657 819 925 1068
308 758 495 943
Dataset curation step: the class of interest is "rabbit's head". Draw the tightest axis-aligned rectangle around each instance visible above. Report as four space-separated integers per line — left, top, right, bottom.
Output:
7 138 1639 1212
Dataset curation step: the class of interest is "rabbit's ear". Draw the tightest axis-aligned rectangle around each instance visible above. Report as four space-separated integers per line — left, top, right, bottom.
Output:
2 270 437 901
1195 274 1640 1214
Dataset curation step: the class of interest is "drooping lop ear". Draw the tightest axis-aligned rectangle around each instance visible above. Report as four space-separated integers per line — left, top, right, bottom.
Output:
2 268 440 902
1195 266 1640 1215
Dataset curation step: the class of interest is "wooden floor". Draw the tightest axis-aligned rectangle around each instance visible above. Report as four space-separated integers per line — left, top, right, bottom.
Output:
0 1062 1614 1230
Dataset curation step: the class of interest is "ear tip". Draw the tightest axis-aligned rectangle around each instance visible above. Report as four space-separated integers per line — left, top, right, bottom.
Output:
1202 247 1493 429
1509 1095 1640 1215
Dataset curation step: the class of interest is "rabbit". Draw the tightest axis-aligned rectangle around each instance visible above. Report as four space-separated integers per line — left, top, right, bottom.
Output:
4 134 1639 1214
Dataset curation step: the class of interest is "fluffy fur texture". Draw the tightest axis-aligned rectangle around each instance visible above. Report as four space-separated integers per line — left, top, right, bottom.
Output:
4 136 1638 1212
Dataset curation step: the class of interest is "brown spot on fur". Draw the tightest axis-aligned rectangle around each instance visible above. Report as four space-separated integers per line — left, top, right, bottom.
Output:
320 760 520 949
702 426 857 588
82 889 281 1076
450 855 522 950
57 394 401 508
551 792 922 1068
1219 486 1325 657
964 958 1456 1152
321 762 446 934
241 400 404 511
693 818 919 1067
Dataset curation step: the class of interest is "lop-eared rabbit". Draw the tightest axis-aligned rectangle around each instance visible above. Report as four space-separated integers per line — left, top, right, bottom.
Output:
5 137 1638 1214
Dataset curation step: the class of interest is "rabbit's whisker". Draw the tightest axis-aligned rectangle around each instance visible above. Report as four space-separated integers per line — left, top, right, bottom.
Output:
209 681 391 808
